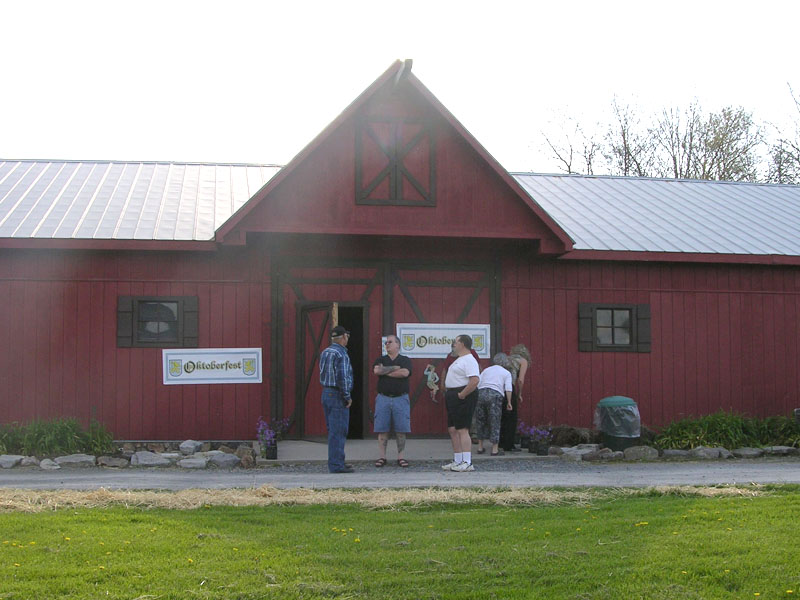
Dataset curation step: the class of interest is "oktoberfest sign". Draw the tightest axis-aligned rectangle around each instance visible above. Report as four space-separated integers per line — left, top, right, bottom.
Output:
163 348 262 385
396 324 490 359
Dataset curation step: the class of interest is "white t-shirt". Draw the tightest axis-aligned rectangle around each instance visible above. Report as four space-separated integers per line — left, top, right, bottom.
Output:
445 354 480 388
478 365 513 397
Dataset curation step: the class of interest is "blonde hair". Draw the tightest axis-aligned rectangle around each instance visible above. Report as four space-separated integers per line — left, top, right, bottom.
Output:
508 344 531 364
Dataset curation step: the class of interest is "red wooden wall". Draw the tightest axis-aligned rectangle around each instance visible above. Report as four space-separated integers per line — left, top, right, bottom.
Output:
0 247 271 440
2 241 800 440
504 257 800 430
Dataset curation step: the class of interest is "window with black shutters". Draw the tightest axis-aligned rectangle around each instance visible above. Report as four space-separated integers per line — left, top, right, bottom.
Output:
117 296 198 348
578 303 650 353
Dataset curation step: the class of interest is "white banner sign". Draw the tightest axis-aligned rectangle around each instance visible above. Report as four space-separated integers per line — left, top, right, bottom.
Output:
395 324 490 359
162 348 262 385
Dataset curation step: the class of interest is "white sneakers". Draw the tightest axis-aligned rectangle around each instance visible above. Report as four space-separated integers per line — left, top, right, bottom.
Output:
449 461 474 472
441 461 458 471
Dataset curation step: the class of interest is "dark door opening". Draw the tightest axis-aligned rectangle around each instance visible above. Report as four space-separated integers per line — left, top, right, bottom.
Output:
337 305 366 439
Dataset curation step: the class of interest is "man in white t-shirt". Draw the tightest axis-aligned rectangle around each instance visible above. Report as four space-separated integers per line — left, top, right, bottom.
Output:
442 334 480 472
475 353 513 456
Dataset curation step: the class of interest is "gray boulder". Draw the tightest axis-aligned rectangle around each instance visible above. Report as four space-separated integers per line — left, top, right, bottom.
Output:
582 448 615 461
39 458 60 470
0 454 25 469
718 447 734 459
623 446 660 461
98 456 129 468
178 457 208 469
20 456 40 467
130 451 171 467
689 446 721 459
732 447 764 459
208 453 241 468
763 446 798 456
54 454 96 467
179 440 204 455
662 449 691 459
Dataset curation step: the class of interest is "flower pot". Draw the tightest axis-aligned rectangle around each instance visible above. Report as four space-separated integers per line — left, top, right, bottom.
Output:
529 441 549 456
263 444 277 460
519 436 530 450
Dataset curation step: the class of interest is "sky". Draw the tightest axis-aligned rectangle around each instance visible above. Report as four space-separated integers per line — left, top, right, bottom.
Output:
2 0 799 173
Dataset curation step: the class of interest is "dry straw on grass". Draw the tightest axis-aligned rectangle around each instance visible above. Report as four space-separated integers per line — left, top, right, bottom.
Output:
0 484 765 513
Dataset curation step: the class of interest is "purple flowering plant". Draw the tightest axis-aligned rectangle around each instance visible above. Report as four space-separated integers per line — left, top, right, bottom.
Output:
527 426 551 443
257 416 291 448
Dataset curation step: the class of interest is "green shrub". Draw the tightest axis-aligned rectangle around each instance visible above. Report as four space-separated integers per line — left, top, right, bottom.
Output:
654 411 800 449
0 418 115 457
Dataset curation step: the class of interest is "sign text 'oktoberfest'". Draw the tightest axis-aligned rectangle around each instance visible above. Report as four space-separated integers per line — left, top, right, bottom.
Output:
162 348 262 385
396 324 490 359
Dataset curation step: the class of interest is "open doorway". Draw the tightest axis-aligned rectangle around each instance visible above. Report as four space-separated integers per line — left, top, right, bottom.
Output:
337 305 366 439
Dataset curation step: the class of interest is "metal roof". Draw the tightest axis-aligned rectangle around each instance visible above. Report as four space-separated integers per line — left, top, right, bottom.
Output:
4 160 800 256
0 160 280 240
513 173 800 255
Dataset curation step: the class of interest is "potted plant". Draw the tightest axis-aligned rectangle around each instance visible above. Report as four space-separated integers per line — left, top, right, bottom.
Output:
517 421 530 449
256 416 290 460
527 426 552 455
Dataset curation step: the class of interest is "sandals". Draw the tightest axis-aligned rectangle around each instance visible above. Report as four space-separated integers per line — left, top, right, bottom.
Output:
375 458 387 468
397 458 409 468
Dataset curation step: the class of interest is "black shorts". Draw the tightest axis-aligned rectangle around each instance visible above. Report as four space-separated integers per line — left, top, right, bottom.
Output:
445 387 478 430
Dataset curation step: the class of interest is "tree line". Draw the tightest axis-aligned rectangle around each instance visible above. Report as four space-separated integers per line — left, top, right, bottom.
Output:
540 86 800 184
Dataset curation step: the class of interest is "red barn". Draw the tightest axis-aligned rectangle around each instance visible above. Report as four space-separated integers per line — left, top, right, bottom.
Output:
2 60 800 441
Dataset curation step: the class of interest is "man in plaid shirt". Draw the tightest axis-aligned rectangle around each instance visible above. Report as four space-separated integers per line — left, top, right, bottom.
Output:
319 325 354 473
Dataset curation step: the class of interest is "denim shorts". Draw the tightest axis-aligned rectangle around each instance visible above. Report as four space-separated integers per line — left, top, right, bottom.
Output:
373 393 411 433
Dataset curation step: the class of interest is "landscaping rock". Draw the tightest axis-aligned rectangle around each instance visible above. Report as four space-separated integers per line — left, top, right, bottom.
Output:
218 444 236 454
54 454 96 467
548 446 564 455
178 457 208 469
180 440 204 455
130 451 171 467
145 443 167 453
239 454 255 469
98 456 129 468
39 458 60 470
160 453 182 463
582 448 615 461
689 446 721 459
559 446 598 462
763 446 798 456
120 442 136 457
0 454 25 469
733 447 764 459
550 426 599 446
623 446 660 461
662 449 691 459
200 442 212 452
208 453 240 468
20 456 40 467
235 445 255 460
718 447 734 459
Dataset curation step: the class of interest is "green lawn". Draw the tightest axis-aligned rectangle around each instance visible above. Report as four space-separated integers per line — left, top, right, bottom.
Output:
2 487 799 599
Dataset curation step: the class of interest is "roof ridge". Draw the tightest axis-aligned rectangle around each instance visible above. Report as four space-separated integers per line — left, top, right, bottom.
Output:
510 172 800 189
0 158 284 169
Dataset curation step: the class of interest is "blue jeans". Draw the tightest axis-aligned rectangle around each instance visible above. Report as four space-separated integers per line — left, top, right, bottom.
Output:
322 388 350 472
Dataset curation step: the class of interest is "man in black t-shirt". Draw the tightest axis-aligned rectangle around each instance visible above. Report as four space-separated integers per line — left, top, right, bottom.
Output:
372 334 413 468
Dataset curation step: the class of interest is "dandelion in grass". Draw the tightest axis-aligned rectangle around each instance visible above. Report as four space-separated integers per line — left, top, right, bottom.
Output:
14 563 20 567
188 558 194 563
354 538 361 543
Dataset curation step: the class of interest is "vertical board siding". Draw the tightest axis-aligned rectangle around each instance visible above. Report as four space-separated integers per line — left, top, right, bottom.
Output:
505 258 800 430
0 249 270 440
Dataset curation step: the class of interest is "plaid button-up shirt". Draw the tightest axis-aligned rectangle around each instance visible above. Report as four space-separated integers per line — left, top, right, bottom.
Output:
319 342 353 401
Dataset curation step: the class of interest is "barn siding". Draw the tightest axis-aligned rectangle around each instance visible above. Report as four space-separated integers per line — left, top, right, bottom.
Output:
505 257 800 430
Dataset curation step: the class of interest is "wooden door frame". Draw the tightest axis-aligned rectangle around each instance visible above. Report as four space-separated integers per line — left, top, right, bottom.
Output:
270 255 501 436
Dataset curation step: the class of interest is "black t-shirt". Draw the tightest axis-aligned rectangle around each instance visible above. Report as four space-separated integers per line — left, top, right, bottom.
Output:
373 353 413 396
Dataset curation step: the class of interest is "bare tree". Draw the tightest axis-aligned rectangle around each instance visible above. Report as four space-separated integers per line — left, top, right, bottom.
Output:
767 85 800 184
651 102 704 179
604 98 655 177
541 117 601 175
